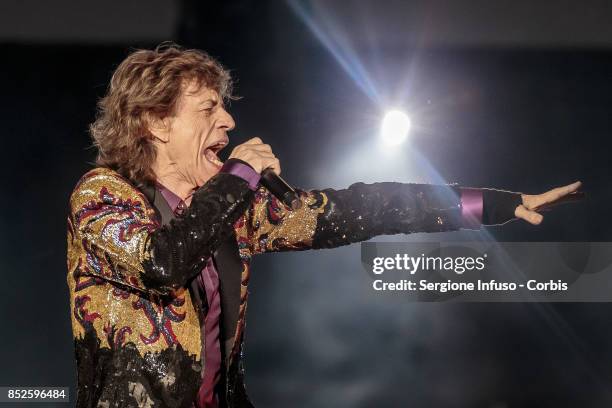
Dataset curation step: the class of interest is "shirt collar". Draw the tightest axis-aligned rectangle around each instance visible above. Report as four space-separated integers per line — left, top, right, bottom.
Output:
155 182 186 215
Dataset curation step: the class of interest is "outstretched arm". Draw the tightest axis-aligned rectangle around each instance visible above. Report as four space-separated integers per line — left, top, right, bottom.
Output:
239 180 581 254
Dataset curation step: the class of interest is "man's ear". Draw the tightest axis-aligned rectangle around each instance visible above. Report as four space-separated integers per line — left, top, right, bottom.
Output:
146 112 171 143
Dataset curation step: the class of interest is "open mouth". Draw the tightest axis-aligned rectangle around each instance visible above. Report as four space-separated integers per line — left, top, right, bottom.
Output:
203 139 228 169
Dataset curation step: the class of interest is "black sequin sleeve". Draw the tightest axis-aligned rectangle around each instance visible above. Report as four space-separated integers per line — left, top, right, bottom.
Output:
311 182 464 249
239 181 466 253
141 173 255 294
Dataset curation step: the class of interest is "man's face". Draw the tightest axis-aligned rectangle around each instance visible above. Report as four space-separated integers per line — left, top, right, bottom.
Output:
154 81 235 187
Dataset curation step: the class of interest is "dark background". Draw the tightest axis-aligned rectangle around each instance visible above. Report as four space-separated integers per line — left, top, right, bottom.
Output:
1 1 611 407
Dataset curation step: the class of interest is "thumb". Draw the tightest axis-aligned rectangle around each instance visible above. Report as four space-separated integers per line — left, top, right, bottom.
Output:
515 205 544 225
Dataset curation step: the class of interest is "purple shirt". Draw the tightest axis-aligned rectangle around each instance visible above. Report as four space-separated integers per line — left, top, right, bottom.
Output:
459 187 484 228
156 161 260 408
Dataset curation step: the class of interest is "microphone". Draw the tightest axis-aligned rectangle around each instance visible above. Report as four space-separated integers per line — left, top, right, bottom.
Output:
260 168 302 210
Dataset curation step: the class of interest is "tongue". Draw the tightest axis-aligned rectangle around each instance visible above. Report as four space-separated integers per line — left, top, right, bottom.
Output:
204 148 222 166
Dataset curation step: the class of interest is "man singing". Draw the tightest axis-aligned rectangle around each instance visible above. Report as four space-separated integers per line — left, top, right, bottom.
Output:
66 44 581 408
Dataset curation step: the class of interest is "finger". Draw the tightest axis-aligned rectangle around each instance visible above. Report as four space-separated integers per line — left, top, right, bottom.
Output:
257 154 281 173
528 181 582 209
233 149 274 161
243 137 263 145
546 181 582 201
268 158 281 175
235 145 272 156
515 205 544 225
565 180 582 193
247 151 276 162
246 143 273 152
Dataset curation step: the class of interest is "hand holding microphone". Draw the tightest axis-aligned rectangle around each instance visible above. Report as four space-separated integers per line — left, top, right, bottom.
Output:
228 137 302 210
228 137 281 175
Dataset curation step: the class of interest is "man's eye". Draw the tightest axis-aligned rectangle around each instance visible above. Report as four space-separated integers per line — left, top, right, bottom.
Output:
200 103 219 114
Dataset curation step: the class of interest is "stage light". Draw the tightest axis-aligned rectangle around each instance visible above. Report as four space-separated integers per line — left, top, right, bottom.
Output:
381 110 411 146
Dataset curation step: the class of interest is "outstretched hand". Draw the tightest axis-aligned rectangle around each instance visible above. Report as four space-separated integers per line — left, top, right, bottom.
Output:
515 181 582 225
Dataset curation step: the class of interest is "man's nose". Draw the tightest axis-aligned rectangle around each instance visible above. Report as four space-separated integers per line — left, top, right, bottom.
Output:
218 108 235 131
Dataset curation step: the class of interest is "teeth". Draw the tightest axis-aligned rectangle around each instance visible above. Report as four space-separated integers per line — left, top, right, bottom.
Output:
204 149 223 166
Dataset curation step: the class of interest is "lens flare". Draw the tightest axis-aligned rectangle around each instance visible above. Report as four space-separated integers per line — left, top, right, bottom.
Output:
381 110 411 146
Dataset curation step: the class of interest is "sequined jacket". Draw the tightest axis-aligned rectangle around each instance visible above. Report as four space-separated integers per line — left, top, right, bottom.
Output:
67 167 469 408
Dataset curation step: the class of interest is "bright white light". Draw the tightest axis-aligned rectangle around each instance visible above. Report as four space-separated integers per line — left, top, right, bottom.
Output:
381 110 411 146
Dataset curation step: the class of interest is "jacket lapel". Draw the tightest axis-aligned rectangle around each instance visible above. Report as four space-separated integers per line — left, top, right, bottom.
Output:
213 233 243 362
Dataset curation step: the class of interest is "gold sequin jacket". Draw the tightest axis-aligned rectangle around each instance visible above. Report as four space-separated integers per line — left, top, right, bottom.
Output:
67 167 468 408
